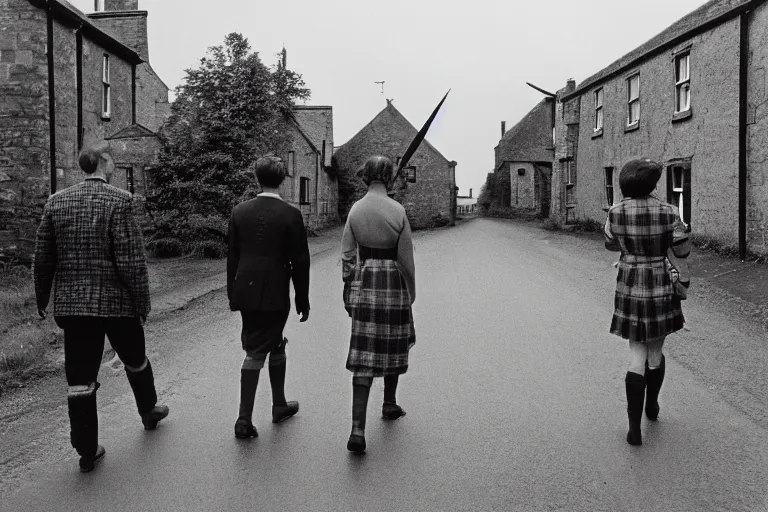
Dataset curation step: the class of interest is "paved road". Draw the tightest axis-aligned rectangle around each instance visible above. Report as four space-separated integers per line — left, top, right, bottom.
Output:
2 218 767 511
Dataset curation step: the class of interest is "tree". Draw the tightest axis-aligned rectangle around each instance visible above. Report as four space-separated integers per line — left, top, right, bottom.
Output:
146 33 310 257
477 171 497 213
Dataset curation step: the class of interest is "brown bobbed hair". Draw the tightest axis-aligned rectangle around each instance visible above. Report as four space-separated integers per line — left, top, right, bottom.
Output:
255 156 286 188
619 158 663 198
360 155 394 186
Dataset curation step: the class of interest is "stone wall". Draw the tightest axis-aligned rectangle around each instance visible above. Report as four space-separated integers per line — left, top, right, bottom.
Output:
747 2 768 254
0 0 49 260
570 17 742 245
135 64 169 132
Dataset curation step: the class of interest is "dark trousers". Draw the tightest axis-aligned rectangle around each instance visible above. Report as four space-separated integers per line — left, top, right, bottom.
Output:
56 316 158 456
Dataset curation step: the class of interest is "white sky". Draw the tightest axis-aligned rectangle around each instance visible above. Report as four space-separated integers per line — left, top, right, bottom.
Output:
70 0 710 195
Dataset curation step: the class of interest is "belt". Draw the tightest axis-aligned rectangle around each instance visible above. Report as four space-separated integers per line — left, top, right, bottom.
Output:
359 245 398 262
621 255 666 263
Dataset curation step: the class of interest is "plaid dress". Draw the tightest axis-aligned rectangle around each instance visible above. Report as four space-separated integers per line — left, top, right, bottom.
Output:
344 255 415 377
605 196 684 342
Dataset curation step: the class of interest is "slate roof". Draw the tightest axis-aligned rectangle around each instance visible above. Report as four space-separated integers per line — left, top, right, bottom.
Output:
565 0 759 100
27 0 142 64
495 98 553 169
291 106 334 166
338 100 452 166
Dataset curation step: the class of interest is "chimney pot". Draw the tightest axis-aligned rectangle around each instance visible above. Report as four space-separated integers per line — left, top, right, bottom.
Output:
469 188 473 198
501 121 506 137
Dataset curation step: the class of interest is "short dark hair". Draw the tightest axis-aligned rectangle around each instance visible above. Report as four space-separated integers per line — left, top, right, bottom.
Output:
255 156 286 188
78 147 101 174
360 155 394 186
619 158 663 198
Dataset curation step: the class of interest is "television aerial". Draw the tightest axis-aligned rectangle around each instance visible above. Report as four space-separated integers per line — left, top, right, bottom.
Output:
374 81 385 94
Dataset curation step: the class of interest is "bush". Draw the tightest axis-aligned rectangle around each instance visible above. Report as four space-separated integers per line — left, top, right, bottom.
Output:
191 239 228 259
691 234 766 263
542 217 561 231
481 205 541 221
430 214 451 228
146 237 184 258
569 218 603 232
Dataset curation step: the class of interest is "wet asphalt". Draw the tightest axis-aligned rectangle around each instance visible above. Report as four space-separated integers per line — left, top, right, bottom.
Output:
2 218 767 512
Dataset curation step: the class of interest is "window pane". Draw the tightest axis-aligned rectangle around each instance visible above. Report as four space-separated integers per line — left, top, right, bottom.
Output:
629 101 640 124
676 84 690 112
595 109 603 130
673 167 682 189
628 75 639 101
103 55 109 82
595 89 603 107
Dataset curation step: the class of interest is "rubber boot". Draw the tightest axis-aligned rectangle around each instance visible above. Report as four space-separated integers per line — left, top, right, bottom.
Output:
126 359 169 430
625 372 646 446
67 382 100 459
348 377 371 453
644 356 665 421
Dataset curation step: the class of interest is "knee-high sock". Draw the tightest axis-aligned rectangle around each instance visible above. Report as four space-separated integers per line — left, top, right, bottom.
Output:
269 362 287 407
384 375 399 404
352 377 372 435
239 369 260 421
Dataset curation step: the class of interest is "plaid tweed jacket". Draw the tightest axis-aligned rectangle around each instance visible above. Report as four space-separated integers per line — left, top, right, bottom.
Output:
33 178 151 318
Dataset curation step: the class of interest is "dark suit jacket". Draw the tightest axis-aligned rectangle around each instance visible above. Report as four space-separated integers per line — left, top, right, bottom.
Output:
227 195 310 312
33 178 151 318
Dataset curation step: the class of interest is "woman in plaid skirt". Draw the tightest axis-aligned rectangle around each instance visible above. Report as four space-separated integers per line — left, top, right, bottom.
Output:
604 159 689 446
341 156 416 454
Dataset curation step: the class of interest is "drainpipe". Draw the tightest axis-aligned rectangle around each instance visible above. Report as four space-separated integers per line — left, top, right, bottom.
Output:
131 63 137 124
76 24 83 151
46 0 57 194
739 11 749 261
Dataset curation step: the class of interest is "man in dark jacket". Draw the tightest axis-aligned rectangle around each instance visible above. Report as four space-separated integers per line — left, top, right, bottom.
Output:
227 156 310 439
33 141 169 473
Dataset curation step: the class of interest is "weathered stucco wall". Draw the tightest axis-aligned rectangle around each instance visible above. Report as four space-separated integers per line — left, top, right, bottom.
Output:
508 162 535 209
573 16 741 245
0 0 49 259
747 2 768 254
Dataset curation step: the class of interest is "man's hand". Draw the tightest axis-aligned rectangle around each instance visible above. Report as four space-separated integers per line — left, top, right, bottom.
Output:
298 307 310 322
37 308 47 320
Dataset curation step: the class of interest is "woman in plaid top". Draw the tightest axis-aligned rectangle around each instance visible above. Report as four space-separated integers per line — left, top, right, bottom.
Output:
341 156 416 454
604 159 686 446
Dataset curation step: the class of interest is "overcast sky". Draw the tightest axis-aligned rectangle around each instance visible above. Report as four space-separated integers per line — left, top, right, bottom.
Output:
71 0 710 195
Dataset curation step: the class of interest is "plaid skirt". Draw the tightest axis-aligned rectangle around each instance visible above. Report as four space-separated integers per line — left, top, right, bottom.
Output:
610 256 684 342
346 259 415 377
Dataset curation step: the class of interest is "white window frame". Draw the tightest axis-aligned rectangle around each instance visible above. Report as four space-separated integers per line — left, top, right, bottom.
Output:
102 54 111 118
627 73 640 126
594 88 604 132
675 53 691 113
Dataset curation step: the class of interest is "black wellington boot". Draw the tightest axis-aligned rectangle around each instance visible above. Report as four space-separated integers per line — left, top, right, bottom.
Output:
644 356 665 421
126 360 169 430
67 383 103 471
625 372 646 446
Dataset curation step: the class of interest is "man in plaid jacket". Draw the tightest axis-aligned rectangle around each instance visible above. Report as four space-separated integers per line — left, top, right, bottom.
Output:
33 141 169 472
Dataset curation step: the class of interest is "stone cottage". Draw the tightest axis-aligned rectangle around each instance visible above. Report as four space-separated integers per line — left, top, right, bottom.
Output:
0 0 169 260
279 105 338 231
552 0 768 258
333 99 457 229
493 98 554 218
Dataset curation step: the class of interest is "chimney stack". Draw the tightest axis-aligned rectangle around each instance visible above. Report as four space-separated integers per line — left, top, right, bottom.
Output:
470 188 472 198
501 121 506 137
88 1 149 60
